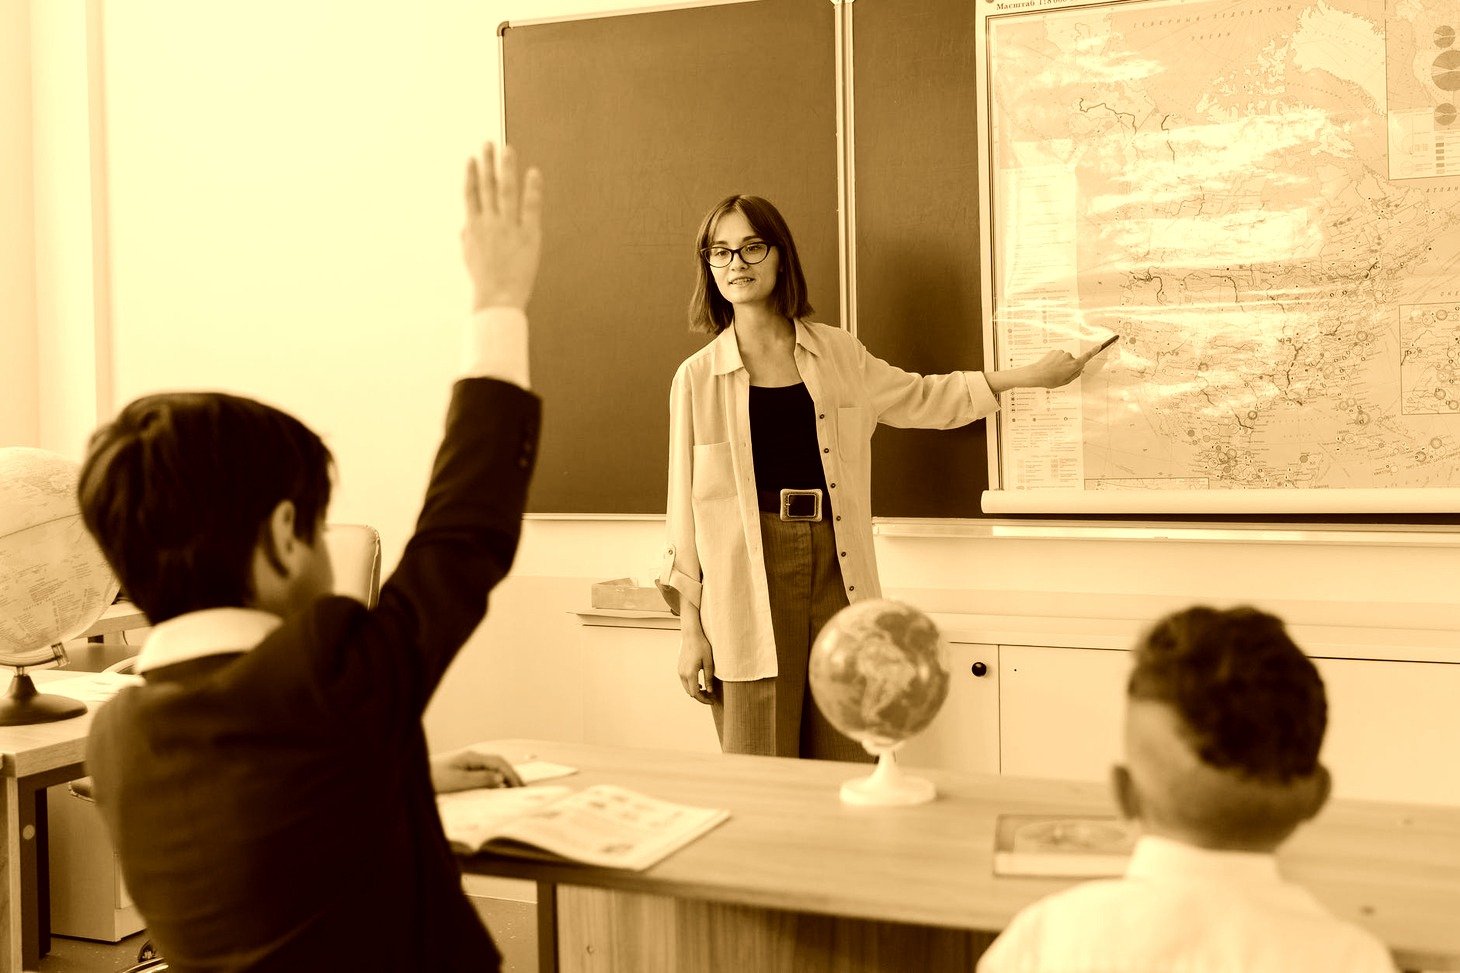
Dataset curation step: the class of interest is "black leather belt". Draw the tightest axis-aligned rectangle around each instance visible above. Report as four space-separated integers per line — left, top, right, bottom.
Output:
757 488 826 521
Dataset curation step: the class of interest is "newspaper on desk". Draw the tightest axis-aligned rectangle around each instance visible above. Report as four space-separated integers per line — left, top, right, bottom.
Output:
436 783 729 871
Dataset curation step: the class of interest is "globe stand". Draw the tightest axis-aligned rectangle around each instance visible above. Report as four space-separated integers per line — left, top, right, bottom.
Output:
0 665 87 726
839 744 936 807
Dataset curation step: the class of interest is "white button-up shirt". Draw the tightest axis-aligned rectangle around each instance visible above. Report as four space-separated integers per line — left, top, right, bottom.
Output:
977 834 1397 973
656 319 998 682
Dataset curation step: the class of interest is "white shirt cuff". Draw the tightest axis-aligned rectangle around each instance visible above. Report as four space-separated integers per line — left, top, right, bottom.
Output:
966 370 1000 414
462 307 530 389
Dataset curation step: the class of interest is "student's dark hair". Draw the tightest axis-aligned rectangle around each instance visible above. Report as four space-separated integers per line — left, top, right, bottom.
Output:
687 195 813 334
78 392 333 624
1128 606 1326 783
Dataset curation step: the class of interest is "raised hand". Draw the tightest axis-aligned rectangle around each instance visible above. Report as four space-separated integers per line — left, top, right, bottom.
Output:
461 143 543 311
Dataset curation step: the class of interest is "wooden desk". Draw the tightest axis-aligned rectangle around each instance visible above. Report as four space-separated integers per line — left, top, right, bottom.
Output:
0 670 103 973
462 739 1460 973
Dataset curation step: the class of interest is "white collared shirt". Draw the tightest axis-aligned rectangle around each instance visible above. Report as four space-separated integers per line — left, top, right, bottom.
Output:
657 319 998 681
977 834 1398 973
135 607 282 673
464 307 530 388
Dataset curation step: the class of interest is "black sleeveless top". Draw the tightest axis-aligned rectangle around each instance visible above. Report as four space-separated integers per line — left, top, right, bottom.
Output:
748 383 829 496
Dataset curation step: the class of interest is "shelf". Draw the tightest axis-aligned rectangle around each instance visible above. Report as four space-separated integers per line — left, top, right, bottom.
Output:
572 609 679 631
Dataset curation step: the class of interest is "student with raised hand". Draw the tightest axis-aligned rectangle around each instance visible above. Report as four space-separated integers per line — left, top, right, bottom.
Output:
977 606 1397 973
659 194 1099 760
77 143 542 972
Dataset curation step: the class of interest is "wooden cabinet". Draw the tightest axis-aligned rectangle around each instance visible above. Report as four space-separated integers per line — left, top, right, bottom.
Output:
1308 656 1460 806
899 641 1000 776
573 615 1460 808
998 644 1130 782
578 619 1001 772
579 621 720 754
46 785 144 942
993 643 1460 807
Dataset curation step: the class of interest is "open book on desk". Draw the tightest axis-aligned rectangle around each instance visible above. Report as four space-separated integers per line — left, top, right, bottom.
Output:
993 814 1139 878
42 671 144 703
437 783 730 871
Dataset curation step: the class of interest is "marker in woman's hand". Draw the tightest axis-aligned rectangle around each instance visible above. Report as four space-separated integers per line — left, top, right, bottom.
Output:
1076 333 1120 369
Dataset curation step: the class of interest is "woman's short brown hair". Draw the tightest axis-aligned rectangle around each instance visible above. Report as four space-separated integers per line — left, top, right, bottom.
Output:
687 195 813 334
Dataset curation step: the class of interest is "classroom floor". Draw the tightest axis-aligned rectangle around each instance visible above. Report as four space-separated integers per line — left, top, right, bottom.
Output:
38 931 150 972
30 888 538 973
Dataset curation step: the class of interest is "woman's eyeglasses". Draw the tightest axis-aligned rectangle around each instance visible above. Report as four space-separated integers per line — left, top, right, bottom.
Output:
700 242 771 268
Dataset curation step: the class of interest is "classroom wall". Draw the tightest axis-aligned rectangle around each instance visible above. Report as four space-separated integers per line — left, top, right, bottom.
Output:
30 0 104 460
96 0 680 559
100 0 486 533
1 0 39 449
81 0 726 745
37 0 1460 760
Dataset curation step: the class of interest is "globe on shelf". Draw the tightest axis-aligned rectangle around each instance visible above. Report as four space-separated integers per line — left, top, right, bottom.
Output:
809 598 950 806
0 447 120 725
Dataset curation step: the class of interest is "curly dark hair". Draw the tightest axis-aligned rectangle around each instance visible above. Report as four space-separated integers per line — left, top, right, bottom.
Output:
1128 606 1326 783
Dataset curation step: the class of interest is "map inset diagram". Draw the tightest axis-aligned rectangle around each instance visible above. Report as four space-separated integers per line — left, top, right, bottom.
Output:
1401 302 1460 416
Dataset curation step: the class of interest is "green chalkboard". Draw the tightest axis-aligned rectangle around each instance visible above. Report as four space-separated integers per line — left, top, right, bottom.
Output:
502 0 839 514
852 1 985 518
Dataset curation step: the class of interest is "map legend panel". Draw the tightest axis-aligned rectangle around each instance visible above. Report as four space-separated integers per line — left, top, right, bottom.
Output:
1390 113 1460 179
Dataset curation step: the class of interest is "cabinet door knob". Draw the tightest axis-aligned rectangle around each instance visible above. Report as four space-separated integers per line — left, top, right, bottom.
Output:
970 661 988 677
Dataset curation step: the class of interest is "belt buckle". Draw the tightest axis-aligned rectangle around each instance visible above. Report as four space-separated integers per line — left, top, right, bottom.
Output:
780 488 823 522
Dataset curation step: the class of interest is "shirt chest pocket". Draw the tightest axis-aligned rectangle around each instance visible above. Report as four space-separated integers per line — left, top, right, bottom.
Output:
692 441 738 501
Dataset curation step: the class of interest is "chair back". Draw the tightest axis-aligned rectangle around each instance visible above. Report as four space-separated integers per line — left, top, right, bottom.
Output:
322 523 382 608
101 523 382 675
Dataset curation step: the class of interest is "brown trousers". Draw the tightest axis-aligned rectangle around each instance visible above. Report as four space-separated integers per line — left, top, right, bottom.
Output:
711 513 873 762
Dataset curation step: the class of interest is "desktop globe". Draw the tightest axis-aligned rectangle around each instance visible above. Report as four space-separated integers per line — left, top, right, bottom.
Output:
809 599 950 746
0 447 119 724
809 599 950 806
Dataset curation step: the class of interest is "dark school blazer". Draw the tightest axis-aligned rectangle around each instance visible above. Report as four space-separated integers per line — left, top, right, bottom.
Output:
87 378 540 973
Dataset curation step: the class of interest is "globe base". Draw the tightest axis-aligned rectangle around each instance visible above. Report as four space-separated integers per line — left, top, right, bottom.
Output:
839 750 936 807
0 672 88 726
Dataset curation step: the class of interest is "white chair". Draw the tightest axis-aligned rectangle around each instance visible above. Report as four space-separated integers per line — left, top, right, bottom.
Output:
322 523 382 609
101 523 382 676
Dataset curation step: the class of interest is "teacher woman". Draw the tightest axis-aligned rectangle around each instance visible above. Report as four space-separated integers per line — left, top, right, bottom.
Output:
657 195 1097 760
